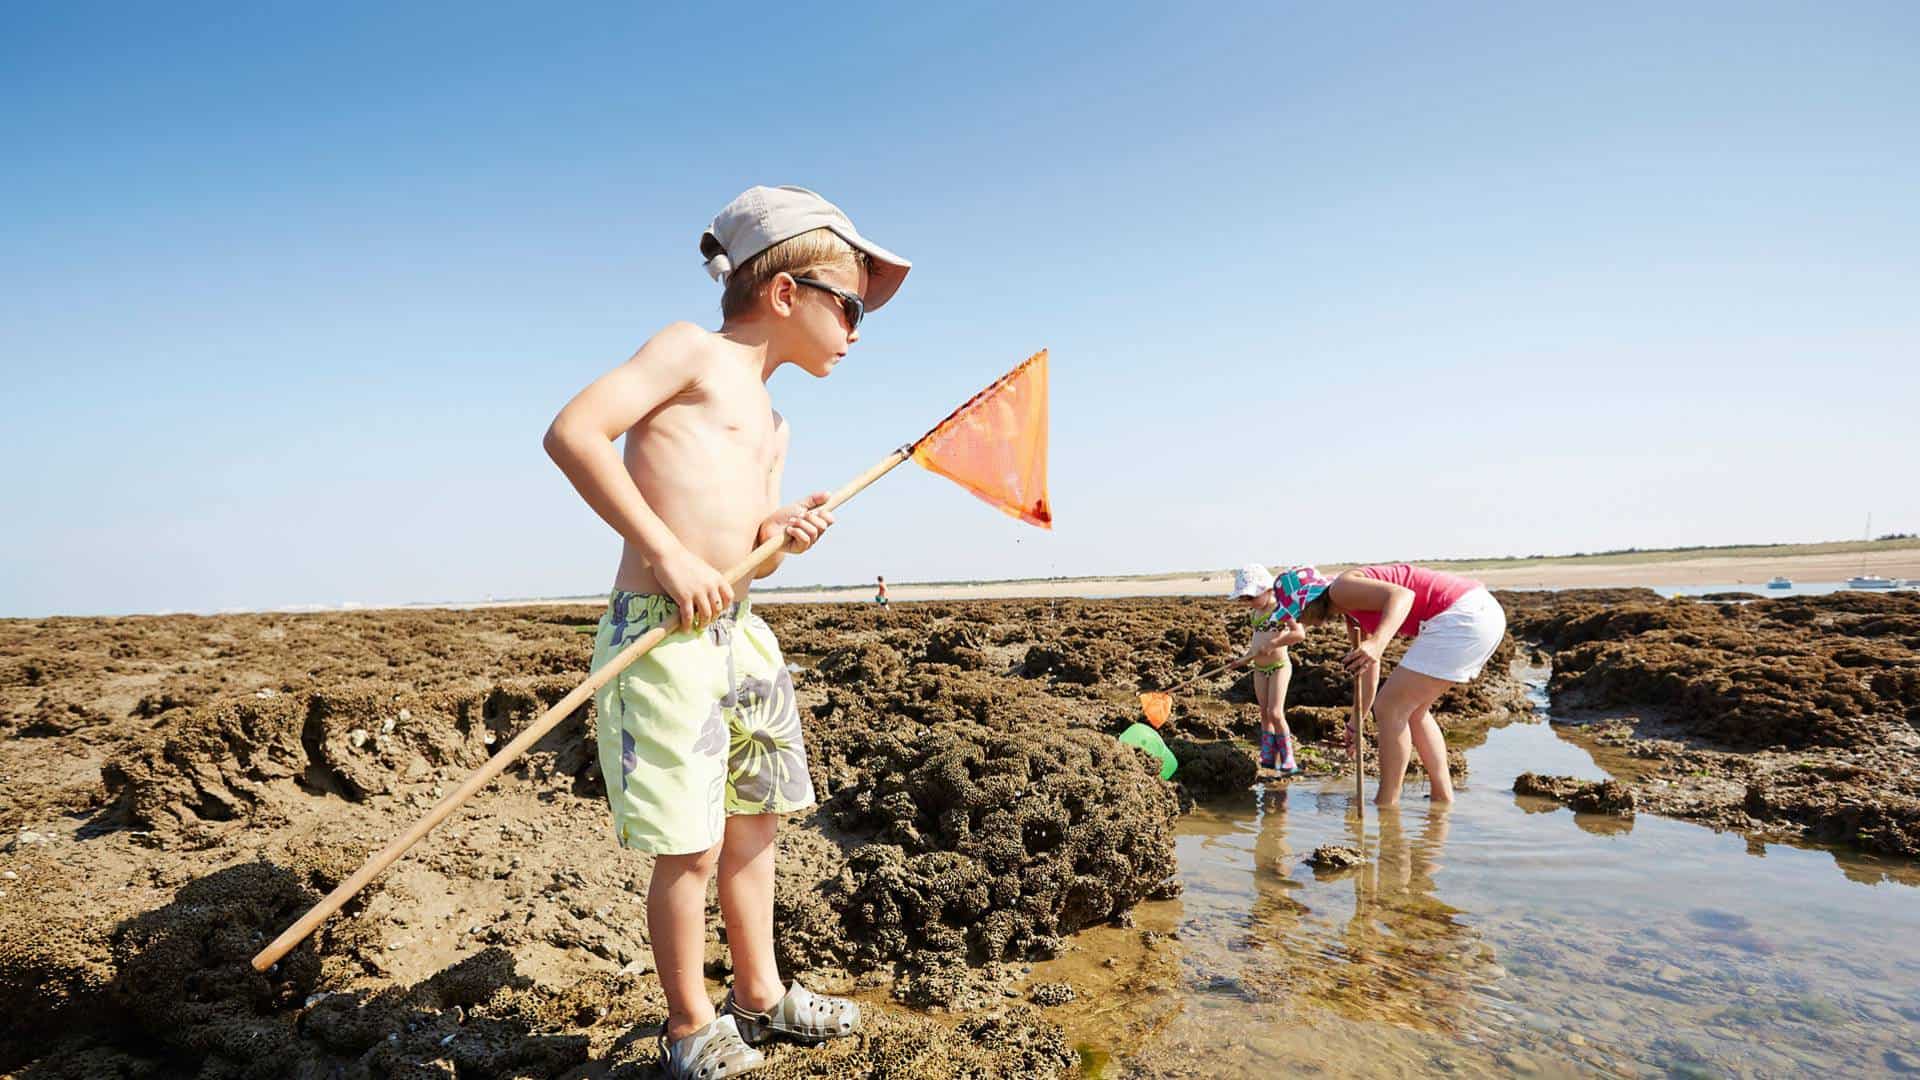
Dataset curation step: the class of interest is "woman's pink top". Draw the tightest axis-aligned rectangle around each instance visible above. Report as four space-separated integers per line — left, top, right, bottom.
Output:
1343 564 1483 638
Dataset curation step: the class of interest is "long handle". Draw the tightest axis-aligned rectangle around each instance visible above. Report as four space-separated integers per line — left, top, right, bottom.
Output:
1350 624 1366 807
1164 652 1255 694
251 446 913 972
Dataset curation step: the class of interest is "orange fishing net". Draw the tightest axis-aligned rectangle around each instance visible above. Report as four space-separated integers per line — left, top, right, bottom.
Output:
910 349 1052 529
1139 691 1172 729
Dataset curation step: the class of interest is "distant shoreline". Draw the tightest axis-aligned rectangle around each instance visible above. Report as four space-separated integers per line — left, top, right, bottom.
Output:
442 539 1920 611
24 539 1917 618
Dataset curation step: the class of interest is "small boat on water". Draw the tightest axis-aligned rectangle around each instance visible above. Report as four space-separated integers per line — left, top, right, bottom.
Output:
1766 576 1792 589
1845 515 1898 590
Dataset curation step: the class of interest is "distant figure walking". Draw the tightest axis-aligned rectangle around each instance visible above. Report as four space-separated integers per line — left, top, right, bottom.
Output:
874 575 889 606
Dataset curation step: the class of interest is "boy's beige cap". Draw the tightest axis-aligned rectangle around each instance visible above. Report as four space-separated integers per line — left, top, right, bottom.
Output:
699 185 911 311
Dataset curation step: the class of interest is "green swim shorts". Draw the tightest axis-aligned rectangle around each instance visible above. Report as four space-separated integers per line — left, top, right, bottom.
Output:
590 591 816 855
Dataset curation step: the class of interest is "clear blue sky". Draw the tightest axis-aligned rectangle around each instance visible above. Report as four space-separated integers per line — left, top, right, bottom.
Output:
5 2 1917 616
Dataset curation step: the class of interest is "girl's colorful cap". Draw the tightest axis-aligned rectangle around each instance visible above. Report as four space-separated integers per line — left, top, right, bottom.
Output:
1231 563 1274 598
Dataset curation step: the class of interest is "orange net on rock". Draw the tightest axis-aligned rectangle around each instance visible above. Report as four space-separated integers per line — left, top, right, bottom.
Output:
910 349 1052 529
1139 691 1172 729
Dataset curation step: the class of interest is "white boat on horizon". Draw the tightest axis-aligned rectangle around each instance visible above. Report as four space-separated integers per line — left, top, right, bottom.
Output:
1846 514 1897 591
1766 576 1792 589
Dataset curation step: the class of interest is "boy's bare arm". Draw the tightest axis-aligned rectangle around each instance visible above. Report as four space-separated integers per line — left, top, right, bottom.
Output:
542 323 736 625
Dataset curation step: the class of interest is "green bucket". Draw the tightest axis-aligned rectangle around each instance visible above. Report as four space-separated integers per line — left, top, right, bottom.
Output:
1118 722 1178 781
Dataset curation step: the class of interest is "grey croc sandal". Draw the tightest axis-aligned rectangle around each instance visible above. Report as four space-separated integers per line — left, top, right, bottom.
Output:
659 1014 765 1079
724 980 861 1045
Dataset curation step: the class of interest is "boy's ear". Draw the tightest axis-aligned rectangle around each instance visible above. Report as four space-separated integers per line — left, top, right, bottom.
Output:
768 272 798 317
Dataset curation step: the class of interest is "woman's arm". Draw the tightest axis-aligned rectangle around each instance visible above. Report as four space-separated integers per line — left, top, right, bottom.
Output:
1328 570 1414 676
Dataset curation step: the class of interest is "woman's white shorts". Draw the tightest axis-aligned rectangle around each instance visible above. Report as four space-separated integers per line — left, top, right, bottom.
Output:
1398 587 1507 683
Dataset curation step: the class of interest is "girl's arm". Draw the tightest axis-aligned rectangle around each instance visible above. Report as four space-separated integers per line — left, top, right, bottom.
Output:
1250 617 1306 664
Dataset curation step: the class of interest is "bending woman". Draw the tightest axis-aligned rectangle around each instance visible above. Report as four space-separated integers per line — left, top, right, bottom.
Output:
1253 564 1506 806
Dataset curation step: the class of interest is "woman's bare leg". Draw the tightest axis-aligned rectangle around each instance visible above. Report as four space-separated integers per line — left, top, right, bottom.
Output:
1367 669 1452 807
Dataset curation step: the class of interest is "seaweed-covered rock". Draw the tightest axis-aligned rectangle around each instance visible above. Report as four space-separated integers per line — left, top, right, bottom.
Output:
108 862 325 1072
1165 737 1257 797
97 864 596 1078
1514 592 1917 750
1163 625 1234 668
816 642 906 688
1029 982 1076 1006
1513 773 1636 815
1020 637 1128 685
1550 632 1887 750
0 871 118 1061
795 723 1177 978
1503 591 1920 857
923 624 991 670
1743 763 1920 857
1306 845 1364 871
1511 600 1732 651
100 679 592 837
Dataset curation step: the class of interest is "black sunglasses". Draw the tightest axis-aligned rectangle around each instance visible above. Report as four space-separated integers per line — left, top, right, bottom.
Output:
791 276 865 331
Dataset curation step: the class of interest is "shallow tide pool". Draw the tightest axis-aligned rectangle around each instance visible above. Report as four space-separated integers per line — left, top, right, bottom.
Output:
1037 675 1920 1078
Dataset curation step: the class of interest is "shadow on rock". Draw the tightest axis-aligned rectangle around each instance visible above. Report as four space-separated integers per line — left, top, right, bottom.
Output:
12 862 593 1079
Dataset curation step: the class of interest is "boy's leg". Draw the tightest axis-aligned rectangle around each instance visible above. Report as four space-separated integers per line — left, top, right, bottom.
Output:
650 843 724 1043
1369 669 1452 807
716 812 786 1012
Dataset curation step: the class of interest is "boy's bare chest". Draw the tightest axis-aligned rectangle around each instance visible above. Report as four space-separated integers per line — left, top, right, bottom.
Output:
653 383 779 464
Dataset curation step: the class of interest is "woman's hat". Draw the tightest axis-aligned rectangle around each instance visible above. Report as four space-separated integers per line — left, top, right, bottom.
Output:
1271 565 1332 621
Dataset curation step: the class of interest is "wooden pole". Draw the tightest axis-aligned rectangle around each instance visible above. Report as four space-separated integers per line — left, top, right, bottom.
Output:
251 447 912 972
1165 653 1254 694
1350 623 1366 808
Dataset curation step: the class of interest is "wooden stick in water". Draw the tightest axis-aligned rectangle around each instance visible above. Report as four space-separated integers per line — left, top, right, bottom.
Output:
1350 623 1366 808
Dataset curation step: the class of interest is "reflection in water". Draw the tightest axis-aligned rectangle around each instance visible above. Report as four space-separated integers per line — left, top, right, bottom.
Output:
1513 791 1637 837
1299 806 1485 1034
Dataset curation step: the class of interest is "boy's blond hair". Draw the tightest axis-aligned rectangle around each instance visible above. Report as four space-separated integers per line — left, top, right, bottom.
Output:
721 227 868 319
